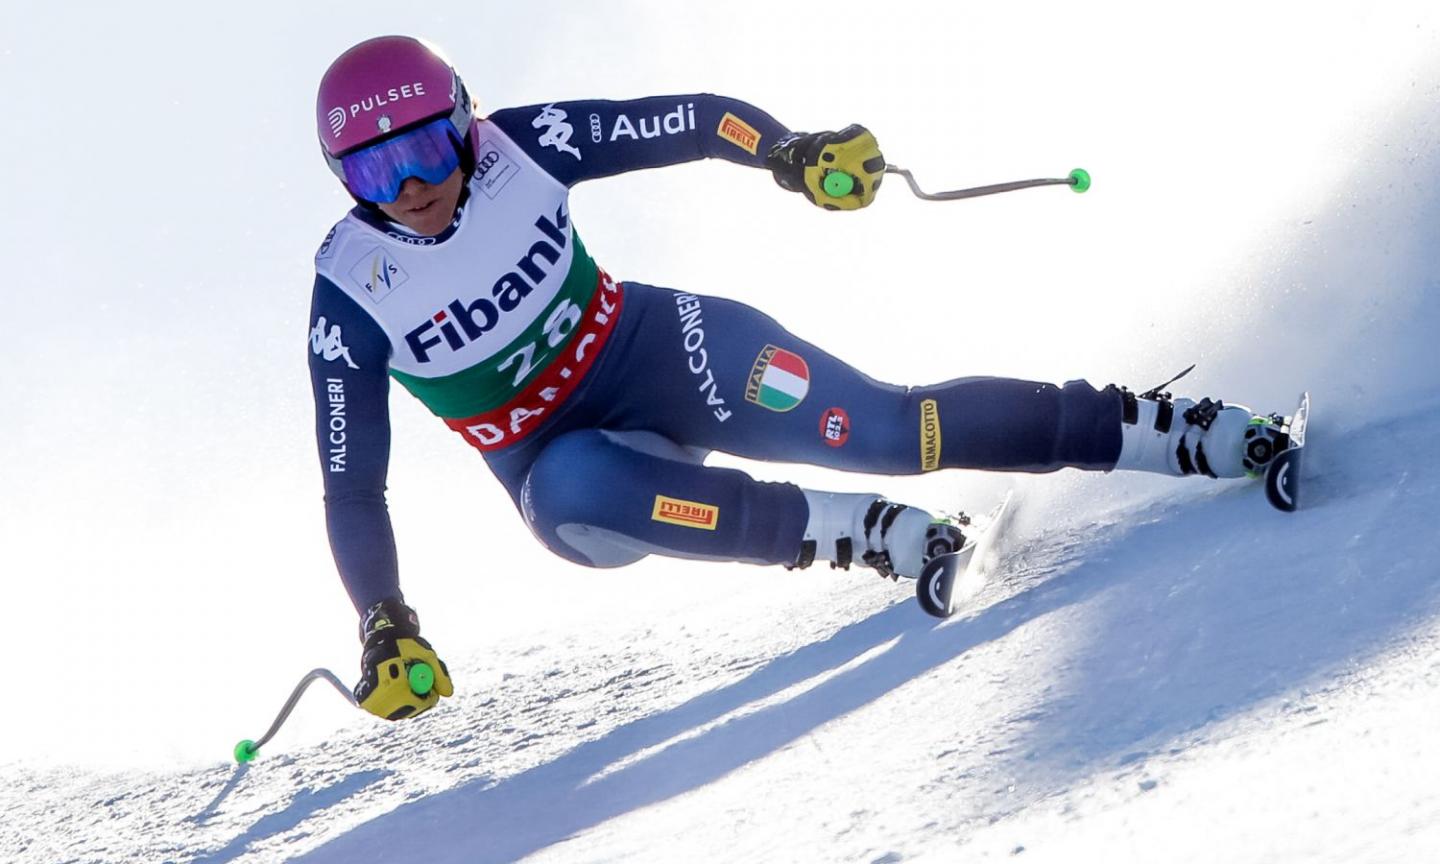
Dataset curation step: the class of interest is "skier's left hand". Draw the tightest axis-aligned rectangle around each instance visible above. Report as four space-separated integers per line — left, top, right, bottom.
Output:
353 599 454 721
765 124 885 211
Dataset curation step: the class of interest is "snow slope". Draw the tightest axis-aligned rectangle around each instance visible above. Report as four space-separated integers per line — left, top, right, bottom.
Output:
6 5 1440 864
12 397 1440 863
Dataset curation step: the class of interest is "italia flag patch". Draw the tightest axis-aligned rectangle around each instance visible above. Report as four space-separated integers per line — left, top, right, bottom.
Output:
745 345 810 412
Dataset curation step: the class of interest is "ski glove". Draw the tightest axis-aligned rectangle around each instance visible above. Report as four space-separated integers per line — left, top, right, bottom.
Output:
354 599 454 721
765 124 885 211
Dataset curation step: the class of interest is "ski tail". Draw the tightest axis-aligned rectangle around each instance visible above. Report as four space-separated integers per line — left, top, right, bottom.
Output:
1264 392 1310 513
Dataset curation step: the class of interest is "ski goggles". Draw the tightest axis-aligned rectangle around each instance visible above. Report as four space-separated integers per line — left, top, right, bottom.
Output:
340 117 462 204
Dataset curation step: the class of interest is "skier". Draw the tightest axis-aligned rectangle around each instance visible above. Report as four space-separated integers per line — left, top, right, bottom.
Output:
310 36 1286 720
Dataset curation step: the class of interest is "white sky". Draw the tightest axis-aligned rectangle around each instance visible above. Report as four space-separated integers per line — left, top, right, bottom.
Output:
2 1 1437 769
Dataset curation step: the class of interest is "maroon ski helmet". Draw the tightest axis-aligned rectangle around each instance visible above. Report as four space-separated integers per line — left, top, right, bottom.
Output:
315 36 474 184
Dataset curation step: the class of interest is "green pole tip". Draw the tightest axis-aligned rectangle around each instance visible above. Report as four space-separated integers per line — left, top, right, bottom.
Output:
1068 168 1091 193
234 739 258 764
822 171 855 198
409 662 435 697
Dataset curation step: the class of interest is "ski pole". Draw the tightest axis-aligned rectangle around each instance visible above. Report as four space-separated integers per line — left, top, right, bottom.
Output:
231 663 435 763
821 165 1091 201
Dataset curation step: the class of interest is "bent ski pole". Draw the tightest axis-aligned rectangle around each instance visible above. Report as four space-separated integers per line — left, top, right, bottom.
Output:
821 165 1091 202
231 663 435 763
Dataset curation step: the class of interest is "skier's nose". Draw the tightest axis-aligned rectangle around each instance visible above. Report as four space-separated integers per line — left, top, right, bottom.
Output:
395 176 430 201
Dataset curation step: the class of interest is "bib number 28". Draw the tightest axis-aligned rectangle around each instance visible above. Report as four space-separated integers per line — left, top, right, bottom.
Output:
497 298 583 387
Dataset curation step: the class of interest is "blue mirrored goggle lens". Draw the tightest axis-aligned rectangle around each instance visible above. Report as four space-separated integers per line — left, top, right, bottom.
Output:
340 118 462 204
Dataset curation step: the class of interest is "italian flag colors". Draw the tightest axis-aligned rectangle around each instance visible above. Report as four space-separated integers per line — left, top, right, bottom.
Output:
745 345 810 412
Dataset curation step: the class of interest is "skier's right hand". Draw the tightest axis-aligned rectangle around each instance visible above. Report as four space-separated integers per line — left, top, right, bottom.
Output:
354 599 454 721
765 124 885 210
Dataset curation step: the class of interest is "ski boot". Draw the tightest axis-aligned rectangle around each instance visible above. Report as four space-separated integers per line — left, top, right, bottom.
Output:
1112 371 1289 479
792 491 966 579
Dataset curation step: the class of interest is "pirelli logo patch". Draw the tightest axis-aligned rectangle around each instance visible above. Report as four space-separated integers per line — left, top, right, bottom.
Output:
717 112 761 155
652 495 720 530
920 399 942 472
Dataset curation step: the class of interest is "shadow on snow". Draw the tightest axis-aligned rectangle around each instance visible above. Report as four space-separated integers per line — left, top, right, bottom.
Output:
191 769 390 864
295 406 1440 863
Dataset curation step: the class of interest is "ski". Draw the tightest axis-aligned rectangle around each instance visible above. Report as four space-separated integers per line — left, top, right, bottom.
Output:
1263 392 1310 512
916 491 1016 619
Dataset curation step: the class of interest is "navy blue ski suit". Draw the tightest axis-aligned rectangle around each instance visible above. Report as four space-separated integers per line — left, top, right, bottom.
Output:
308 94 1121 613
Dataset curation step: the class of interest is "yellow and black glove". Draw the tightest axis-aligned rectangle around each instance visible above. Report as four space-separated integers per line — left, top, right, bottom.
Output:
765 124 886 211
354 599 454 721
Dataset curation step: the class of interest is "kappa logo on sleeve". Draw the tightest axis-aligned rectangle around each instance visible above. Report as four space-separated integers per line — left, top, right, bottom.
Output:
652 495 720 530
533 104 582 161
919 399 942 471
310 317 359 370
348 248 409 303
716 112 761 155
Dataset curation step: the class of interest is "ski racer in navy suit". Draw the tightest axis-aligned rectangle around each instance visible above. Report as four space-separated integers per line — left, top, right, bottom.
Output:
311 36 1282 720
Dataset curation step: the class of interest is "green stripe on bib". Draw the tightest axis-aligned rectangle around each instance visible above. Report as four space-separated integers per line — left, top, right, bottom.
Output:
390 233 600 419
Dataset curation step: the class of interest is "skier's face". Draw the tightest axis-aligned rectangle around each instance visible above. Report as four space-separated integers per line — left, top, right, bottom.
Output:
376 168 465 236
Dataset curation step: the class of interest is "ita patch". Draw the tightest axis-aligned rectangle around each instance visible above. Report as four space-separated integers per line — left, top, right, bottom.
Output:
348 248 408 303
820 407 850 447
745 345 810 412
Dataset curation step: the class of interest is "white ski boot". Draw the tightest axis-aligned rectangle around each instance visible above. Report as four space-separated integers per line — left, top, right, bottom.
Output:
794 491 965 579
1113 378 1287 479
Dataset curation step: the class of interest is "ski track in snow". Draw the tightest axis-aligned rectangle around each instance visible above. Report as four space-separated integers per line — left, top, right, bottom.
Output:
10 401 1440 863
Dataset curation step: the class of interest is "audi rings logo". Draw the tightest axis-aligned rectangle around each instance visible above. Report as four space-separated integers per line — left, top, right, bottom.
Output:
327 106 346 138
475 149 501 177
386 231 438 246
589 113 603 143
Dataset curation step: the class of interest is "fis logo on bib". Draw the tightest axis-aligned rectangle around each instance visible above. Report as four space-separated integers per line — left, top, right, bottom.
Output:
652 495 719 530
745 345 810 412
349 248 409 303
